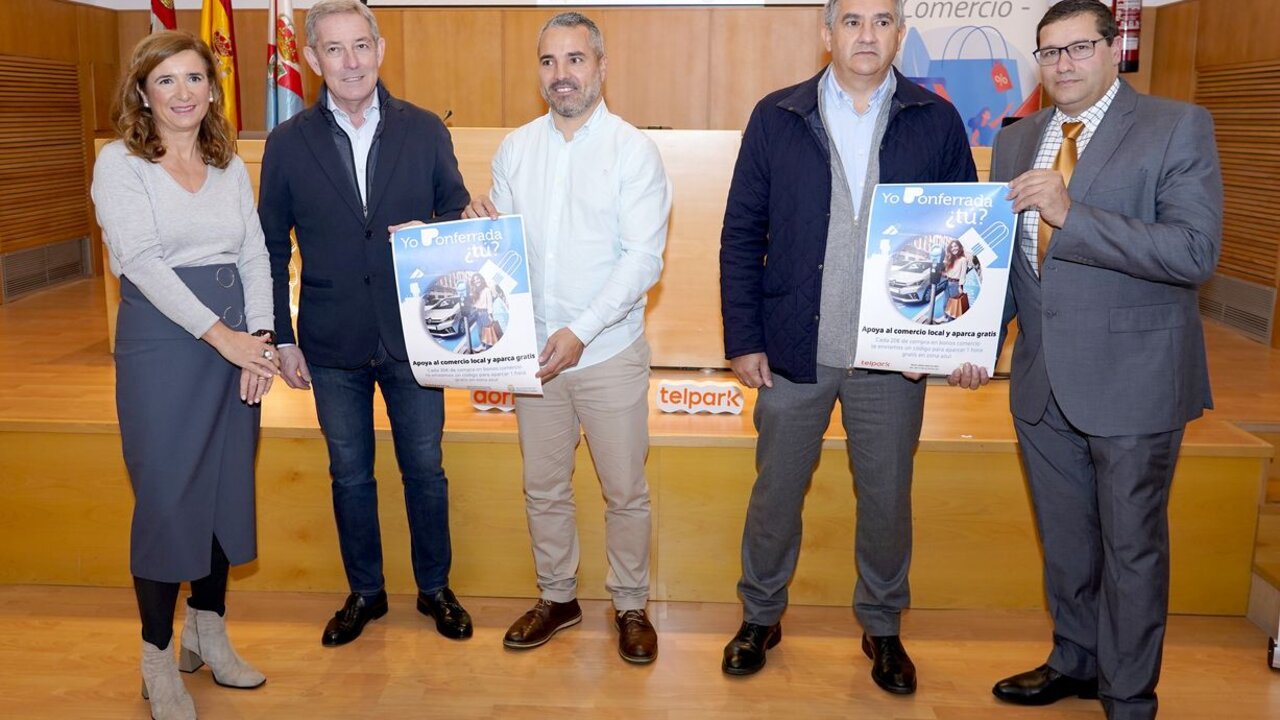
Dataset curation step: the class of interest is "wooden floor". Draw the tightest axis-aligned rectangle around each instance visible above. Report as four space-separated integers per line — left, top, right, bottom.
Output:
0 585 1276 720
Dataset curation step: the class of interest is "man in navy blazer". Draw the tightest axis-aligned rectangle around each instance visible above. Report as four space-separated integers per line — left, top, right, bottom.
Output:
961 2 1223 717
259 0 474 647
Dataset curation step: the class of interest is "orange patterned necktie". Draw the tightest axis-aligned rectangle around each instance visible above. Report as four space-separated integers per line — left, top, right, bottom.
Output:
1037 121 1086 272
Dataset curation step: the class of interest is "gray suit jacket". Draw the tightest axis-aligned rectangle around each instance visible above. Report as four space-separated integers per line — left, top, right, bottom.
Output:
990 81 1223 437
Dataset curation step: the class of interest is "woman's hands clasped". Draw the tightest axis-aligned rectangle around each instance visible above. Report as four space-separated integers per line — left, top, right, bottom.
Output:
202 323 280 405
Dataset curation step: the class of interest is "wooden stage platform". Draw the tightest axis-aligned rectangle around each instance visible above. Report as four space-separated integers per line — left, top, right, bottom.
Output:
1 279 1277 618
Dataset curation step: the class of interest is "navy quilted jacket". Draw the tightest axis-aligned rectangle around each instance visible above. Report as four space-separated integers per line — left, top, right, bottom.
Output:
720 68 977 383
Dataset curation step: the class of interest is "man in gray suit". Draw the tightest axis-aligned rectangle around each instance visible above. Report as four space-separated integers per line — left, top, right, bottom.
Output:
958 1 1222 718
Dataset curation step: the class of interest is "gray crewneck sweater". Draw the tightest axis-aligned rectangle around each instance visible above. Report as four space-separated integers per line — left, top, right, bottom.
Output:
92 140 274 338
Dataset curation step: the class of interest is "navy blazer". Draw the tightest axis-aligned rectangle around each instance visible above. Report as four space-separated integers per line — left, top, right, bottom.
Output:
719 68 976 383
259 84 470 369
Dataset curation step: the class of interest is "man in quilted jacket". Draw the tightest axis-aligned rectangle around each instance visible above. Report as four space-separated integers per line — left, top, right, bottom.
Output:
718 0 977 693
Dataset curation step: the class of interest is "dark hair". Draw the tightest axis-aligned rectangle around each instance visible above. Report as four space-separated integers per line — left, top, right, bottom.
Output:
1036 0 1118 47
468 273 488 301
112 31 236 168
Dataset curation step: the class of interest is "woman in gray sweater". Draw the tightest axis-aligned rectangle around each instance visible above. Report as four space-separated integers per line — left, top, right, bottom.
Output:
92 31 278 720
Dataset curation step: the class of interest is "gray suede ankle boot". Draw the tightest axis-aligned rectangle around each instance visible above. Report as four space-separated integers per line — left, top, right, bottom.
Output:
178 607 266 689
141 639 196 720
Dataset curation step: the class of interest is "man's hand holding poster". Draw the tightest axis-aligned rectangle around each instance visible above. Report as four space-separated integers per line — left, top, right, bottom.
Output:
854 183 1016 375
391 216 542 394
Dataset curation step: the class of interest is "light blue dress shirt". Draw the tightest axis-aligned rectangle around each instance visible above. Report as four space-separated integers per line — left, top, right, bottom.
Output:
820 67 896 216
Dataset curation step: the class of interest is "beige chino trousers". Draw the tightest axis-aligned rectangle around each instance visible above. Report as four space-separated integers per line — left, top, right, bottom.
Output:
514 336 652 611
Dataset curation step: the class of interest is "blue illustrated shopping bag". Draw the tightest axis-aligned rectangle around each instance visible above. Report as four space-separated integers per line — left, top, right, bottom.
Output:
921 25 1025 147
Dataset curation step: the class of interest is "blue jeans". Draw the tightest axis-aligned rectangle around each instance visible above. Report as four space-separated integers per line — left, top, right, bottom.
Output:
309 343 451 598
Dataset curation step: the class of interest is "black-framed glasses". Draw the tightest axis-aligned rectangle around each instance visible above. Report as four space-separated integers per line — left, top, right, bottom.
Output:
1033 38 1108 66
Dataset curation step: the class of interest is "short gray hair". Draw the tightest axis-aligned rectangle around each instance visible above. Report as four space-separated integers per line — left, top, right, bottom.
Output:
305 0 381 49
538 12 605 59
824 0 906 30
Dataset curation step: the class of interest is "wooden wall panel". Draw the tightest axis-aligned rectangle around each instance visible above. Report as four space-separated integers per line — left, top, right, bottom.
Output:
115 9 148 75
74 4 118 66
87 63 119 135
708 8 828 131
593 9 712 130
0 0 79 62
0 56 88 255
1195 62 1280 290
76 4 119 275
0 0 120 271
500 8 561 127
368 9 404 113
644 131 740 368
1195 0 1280 68
106 6 915 133
1150 1 1199 102
229 9 269 134
400 10 504 126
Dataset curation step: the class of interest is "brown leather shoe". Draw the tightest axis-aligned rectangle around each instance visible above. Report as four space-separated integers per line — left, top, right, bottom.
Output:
502 599 582 649
615 609 658 664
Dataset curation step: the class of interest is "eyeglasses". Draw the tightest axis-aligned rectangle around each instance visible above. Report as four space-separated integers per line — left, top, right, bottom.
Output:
1032 38 1108 66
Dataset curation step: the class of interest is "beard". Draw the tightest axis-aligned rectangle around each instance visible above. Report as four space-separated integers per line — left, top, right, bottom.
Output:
540 75 602 119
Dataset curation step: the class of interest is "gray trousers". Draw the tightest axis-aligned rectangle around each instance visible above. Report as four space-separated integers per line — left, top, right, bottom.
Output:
1016 392 1183 720
739 366 925 635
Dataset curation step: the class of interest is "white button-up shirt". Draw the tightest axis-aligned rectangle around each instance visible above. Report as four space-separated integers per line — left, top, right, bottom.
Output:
327 92 381 209
488 101 672 371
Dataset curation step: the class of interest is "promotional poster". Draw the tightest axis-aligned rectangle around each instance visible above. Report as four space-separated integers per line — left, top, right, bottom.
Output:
390 217 542 394
854 182 1015 375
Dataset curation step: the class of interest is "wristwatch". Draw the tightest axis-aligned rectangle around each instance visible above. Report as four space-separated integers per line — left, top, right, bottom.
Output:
252 329 277 345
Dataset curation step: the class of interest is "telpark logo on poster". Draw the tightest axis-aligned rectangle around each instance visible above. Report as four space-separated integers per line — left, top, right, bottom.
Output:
656 380 745 415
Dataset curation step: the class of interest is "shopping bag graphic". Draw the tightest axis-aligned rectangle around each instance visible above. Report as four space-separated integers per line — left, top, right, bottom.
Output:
924 25 1026 147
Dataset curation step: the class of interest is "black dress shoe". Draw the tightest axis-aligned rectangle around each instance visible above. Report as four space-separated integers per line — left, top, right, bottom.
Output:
503 599 582 649
861 634 917 695
722 621 782 676
992 664 1099 705
417 587 474 640
322 591 388 647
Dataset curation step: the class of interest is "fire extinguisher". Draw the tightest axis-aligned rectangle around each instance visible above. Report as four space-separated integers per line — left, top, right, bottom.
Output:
1111 0 1141 73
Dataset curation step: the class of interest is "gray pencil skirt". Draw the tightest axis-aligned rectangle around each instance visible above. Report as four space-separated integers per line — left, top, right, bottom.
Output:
115 264 259 582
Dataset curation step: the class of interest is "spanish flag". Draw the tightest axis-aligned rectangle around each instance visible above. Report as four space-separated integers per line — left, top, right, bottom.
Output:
200 0 241 131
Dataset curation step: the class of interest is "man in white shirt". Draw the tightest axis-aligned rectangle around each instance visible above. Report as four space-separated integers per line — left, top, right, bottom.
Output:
464 12 672 664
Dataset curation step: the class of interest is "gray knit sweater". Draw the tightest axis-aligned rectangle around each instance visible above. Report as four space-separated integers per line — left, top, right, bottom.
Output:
92 140 273 338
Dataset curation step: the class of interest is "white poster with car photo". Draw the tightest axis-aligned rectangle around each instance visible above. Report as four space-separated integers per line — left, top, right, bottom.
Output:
391 216 542 394
854 182 1015 376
